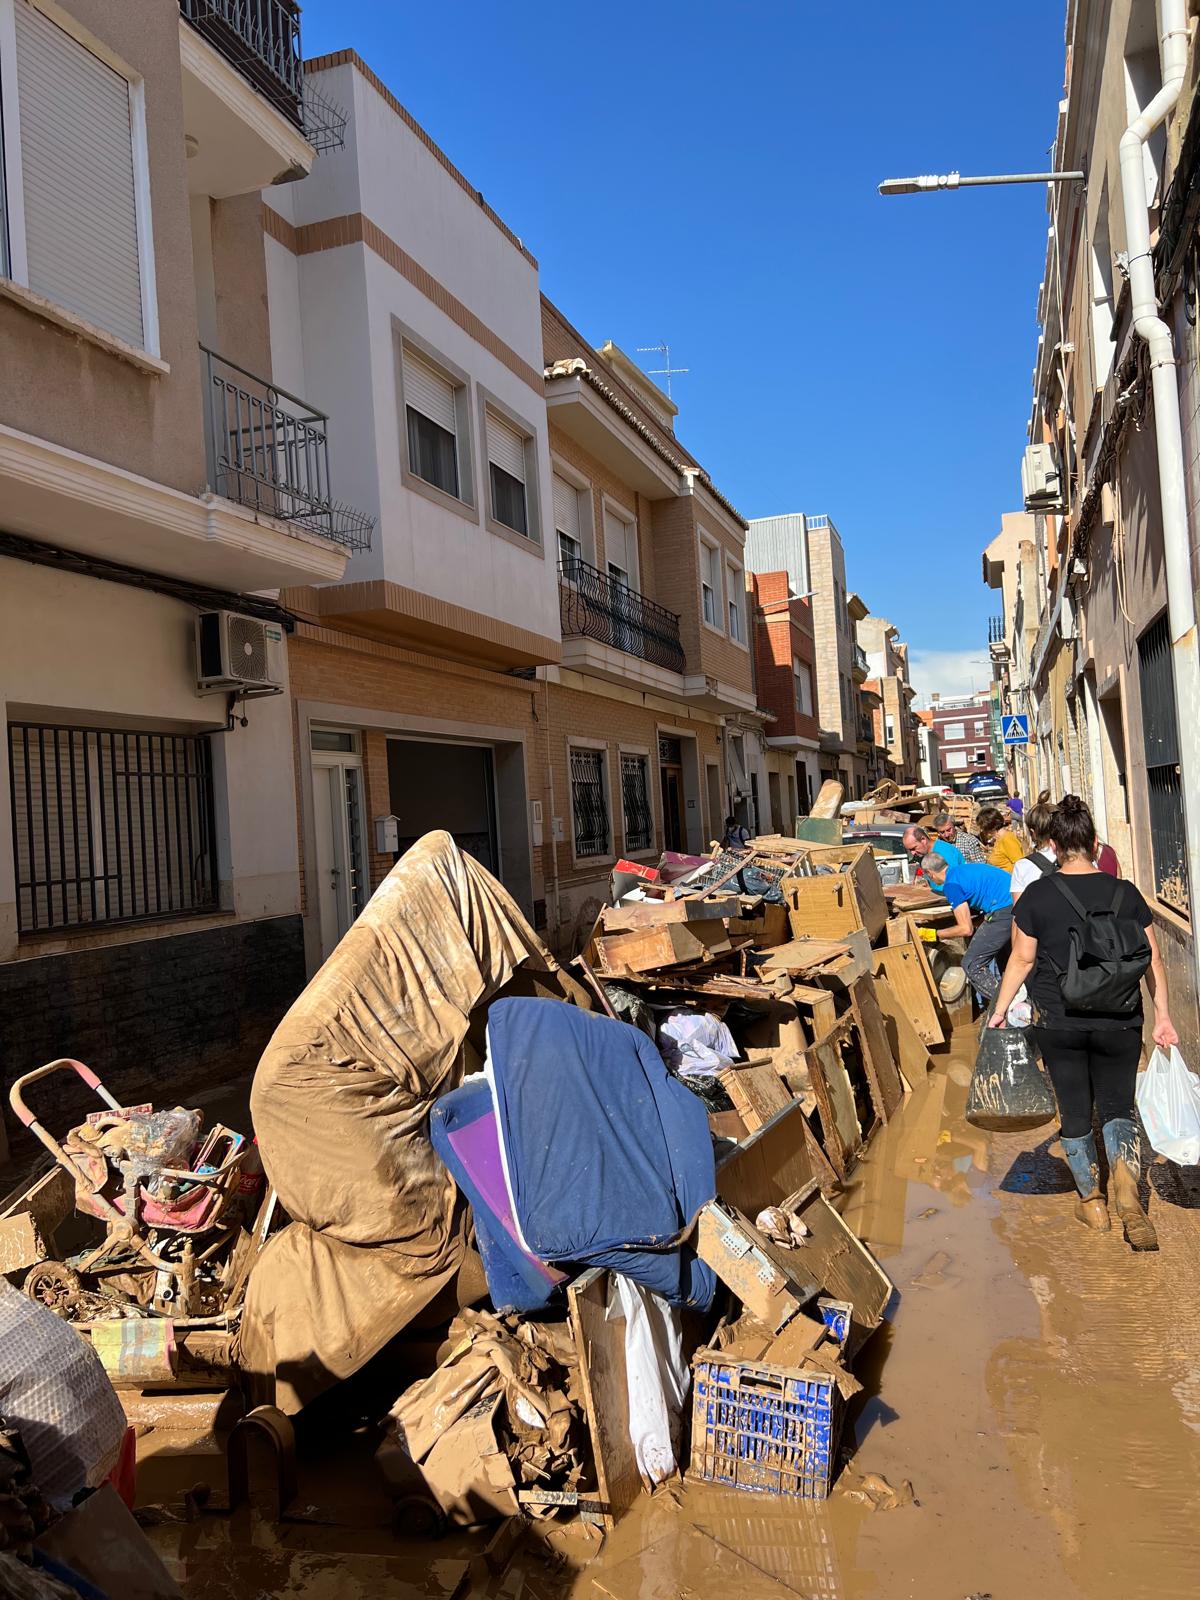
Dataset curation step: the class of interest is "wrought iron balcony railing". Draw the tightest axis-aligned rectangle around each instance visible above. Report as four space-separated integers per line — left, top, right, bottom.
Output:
852 643 869 676
201 346 373 551
179 0 304 129
559 558 685 673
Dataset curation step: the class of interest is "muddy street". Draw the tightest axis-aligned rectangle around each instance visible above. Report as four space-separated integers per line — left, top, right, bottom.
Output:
134 1024 1200 1599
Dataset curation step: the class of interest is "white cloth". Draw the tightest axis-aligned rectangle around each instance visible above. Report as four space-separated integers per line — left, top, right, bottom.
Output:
1009 846 1057 900
611 1274 688 1486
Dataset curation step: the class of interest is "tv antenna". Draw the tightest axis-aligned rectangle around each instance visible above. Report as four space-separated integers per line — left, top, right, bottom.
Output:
636 341 689 398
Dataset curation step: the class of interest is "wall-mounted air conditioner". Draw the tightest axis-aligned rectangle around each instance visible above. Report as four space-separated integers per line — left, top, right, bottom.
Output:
195 611 283 695
1021 443 1063 511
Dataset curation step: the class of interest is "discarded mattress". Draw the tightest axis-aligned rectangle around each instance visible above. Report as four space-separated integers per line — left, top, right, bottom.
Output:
238 832 588 1412
430 1076 567 1316
486 998 717 1309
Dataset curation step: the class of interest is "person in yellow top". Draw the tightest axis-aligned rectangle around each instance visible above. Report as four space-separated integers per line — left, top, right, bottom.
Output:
976 806 1023 872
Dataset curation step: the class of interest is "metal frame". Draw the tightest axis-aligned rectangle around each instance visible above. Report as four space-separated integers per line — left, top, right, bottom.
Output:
178 0 304 129
559 557 685 673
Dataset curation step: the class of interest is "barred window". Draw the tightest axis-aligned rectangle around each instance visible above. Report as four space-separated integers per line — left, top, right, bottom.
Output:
620 753 653 852
570 747 609 858
1138 614 1188 912
8 723 219 935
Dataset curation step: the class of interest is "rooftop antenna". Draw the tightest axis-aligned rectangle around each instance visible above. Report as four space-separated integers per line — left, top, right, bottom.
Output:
636 341 689 399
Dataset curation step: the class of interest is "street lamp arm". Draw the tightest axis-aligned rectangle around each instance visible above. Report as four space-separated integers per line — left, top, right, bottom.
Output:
878 171 1085 196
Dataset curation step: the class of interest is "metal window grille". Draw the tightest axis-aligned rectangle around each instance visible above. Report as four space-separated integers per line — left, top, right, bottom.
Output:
8 723 218 935
1137 615 1189 912
620 754 653 852
570 748 609 858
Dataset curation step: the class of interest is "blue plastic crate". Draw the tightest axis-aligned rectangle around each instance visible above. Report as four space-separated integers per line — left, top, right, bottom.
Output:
688 1352 844 1501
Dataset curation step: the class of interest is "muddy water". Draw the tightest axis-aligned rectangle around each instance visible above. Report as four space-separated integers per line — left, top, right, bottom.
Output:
139 1030 1200 1598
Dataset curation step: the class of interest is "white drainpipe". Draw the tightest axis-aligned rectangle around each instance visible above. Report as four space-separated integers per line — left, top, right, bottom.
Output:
1117 0 1200 922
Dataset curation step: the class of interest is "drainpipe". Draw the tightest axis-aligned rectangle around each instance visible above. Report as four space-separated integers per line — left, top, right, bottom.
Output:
1117 0 1200 921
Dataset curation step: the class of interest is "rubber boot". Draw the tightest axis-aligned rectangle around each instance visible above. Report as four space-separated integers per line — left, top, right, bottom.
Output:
1103 1118 1158 1252
1060 1133 1110 1232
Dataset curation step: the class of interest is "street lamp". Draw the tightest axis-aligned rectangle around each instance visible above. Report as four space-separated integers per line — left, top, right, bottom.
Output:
878 170 1085 196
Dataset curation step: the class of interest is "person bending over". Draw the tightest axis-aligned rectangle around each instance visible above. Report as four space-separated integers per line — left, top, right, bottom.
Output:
919 854 1015 1000
989 794 1176 1250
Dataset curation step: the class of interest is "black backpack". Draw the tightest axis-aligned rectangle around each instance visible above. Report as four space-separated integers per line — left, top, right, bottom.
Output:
1046 876 1151 1014
1025 850 1058 877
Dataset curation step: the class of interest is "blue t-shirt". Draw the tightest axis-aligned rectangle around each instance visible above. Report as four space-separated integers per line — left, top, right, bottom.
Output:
939 862 1014 916
923 840 963 877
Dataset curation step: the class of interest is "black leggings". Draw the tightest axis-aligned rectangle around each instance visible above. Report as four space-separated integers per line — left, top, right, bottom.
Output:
1034 1025 1143 1139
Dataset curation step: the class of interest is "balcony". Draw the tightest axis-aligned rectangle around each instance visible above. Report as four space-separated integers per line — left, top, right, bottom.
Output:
852 643 869 681
201 347 373 551
559 558 685 675
988 614 1010 665
180 0 303 126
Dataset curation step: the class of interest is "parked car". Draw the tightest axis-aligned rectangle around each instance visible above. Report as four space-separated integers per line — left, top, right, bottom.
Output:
961 771 1008 800
843 826 911 857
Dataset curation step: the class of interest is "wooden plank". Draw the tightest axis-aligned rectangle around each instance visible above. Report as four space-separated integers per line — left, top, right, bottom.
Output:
709 1109 750 1141
595 920 731 975
810 991 838 1039
783 876 864 942
694 1202 818 1331
789 1189 894 1361
601 895 740 932
871 971 935 1079
803 1118 841 1195
805 1020 862 1179
849 974 905 1121
718 1064 794 1133
905 916 944 1012
809 779 844 819
758 937 850 974
568 1269 640 1527
715 1100 815 1216
874 945 944 1047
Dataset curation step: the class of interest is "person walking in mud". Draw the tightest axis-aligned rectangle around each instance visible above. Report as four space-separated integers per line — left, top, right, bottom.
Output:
988 795 1178 1251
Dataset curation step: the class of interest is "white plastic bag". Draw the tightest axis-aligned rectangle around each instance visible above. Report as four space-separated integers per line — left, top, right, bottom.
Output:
1136 1046 1200 1166
610 1274 689 1486
657 1011 737 1079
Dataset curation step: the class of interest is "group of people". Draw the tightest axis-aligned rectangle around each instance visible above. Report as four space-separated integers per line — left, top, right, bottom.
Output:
905 794 1177 1252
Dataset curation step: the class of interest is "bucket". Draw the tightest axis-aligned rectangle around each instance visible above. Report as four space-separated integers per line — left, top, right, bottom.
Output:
965 1025 1058 1132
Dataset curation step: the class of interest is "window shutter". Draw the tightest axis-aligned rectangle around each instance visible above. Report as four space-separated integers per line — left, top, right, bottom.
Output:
605 509 632 575
487 412 526 481
15 3 144 348
403 349 457 432
553 474 579 540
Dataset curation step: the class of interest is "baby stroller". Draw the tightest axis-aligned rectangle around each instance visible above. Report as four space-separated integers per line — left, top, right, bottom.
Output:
8 1058 255 1320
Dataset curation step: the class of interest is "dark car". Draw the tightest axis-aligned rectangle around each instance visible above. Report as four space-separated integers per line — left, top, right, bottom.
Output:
962 771 1007 800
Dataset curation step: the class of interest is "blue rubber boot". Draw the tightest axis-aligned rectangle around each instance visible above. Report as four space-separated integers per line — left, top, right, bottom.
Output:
1061 1132 1110 1232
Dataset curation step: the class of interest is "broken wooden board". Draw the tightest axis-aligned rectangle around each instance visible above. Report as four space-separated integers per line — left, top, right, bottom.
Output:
789 1188 894 1360
709 1109 750 1142
0 1212 50 1275
695 1201 819 1331
873 943 944 1047
601 895 740 932
805 1018 864 1179
871 973 935 1082
809 780 845 820
757 937 851 976
809 928 874 991
718 1064 794 1133
595 919 731 975
715 1100 816 1216
726 900 791 949
568 1269 639 1528
849 974 905 1122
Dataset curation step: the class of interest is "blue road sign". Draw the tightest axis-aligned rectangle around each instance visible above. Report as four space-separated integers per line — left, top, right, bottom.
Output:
1001 714 1030 745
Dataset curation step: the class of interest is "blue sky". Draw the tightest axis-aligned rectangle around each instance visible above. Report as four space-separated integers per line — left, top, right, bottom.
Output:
302 1 1065 700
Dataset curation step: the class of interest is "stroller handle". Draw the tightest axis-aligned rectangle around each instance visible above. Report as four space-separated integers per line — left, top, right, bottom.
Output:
9 1058 123 1129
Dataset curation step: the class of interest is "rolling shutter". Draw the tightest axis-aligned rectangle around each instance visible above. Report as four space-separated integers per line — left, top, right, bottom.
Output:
15 2 144 348
403 348 457 432
487 411 526 481
605 509 634 579
552 474 579 540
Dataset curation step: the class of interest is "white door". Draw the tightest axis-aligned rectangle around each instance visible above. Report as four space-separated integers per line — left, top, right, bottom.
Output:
311 750 365 963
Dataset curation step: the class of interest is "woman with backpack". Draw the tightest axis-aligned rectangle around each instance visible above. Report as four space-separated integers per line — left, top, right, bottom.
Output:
1008 790 1057 902
988 794 1177 1250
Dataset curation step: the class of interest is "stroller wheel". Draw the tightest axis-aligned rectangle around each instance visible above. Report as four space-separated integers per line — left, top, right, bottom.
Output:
23 1262 82 1319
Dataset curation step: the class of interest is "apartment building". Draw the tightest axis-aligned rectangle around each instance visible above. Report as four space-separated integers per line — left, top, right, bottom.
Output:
745 513 868 795
542 314 759 946
983 512 1041 801
751 572 821 825
0 0 369 1117
989 0 1200 1052
855 613 920 782
925 693 994 784
915 713 941 788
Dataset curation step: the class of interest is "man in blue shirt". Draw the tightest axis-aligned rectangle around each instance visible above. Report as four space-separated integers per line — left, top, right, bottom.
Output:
903 825 962 881
920 854 1014 1000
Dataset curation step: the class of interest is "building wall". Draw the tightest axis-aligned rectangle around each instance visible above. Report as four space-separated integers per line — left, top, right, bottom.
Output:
806 526 854 752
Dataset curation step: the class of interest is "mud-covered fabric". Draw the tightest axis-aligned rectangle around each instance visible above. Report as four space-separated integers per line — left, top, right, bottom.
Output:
237 832 587 1412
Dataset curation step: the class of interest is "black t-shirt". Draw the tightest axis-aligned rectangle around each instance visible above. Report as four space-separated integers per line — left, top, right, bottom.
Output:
1013 870 1153 1030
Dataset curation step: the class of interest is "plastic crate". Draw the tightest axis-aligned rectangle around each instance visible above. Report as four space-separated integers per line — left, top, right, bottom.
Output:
689 1352 844 1501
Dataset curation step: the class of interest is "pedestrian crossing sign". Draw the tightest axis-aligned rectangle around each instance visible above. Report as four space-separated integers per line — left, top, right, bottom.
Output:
1001 714 1030 745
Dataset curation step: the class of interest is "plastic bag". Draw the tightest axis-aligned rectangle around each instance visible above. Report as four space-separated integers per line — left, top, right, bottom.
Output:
657 1011 737 1079
965 1025 1058 1132
1136 1046 1200 1166
610 1274 689 1487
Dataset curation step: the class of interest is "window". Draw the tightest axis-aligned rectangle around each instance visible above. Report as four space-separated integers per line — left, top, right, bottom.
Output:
1138 614 1188 911
943 721 966 742
885 714 896 745
726 560 744 641
1 3 154 350
605 506 637 588
7 722 218 934
487 409 529 536
569 746 609 858
620 752 653 852
403 348 460 497
700 538 721 626
792 656 813 715
553 472 583 568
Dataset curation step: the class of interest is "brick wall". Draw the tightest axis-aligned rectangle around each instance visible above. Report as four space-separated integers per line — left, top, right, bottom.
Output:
0 916 304 1151
752 576 819 745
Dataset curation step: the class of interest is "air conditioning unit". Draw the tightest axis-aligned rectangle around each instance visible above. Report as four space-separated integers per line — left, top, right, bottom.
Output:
1021 443 1063 510
195 611 282 695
